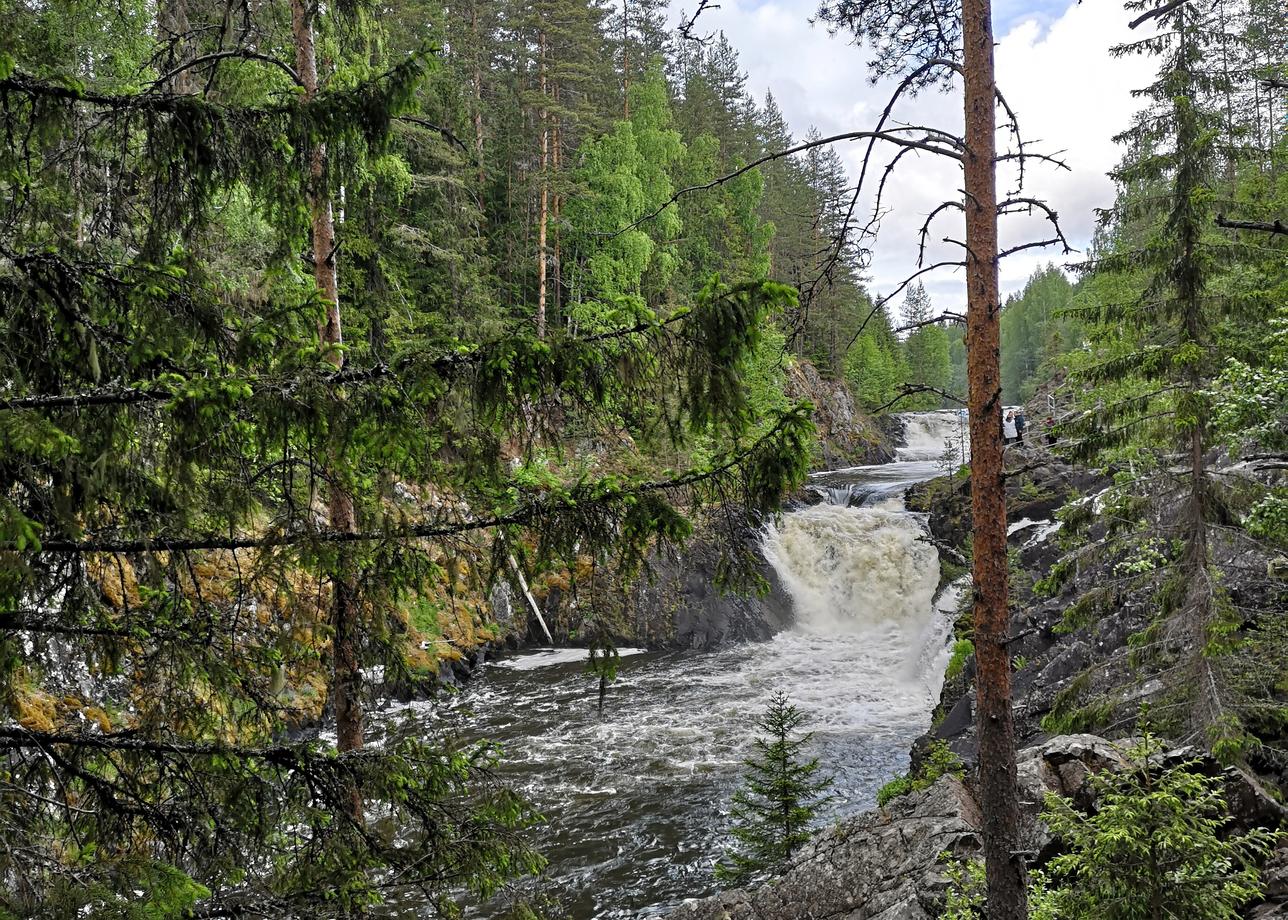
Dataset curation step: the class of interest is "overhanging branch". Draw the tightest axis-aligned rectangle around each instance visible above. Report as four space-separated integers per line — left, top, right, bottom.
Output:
1215 215 1288 236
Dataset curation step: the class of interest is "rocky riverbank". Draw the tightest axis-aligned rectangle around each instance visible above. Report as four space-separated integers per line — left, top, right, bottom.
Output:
670 733 1288 919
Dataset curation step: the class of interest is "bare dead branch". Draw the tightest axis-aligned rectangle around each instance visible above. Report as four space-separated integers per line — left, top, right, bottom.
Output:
395 115 472 156
678 0 721 43
918 200 965 266
870 384 966 414
892 312 964 335
1215 215 1288 236
1128 0 1193 30
148 50 301 89
609 128 963 239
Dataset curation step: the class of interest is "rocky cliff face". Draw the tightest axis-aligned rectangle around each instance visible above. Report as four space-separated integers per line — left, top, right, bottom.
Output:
528 520 795 651
905 446 1286 785
784 360 893 467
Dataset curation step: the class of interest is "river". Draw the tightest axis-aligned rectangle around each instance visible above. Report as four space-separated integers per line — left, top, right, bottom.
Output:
378 410 970 918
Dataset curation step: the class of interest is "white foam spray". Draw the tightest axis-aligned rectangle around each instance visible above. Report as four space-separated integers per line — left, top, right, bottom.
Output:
895 410 970 463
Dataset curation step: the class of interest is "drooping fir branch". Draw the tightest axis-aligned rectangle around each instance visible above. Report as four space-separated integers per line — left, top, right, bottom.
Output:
18 408 812 556
0 726 544 916
0 278 782 417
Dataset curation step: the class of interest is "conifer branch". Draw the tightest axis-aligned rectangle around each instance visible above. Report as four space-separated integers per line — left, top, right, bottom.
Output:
19 413 806 555
148 51 303 89
0 311 687 413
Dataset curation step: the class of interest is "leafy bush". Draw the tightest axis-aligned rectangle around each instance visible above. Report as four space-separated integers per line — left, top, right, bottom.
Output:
940 853 986 919
877 741 963 807
1029 737 1278 920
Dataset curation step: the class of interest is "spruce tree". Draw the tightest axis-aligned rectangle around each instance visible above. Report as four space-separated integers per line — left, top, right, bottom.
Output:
1065 0 1255 752
716 691 832 886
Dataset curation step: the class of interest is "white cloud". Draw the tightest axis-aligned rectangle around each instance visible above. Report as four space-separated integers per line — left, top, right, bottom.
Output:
668 0 1156 312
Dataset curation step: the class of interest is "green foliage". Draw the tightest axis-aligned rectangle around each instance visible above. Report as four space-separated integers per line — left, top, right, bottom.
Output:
1030 737 1278 920
716 692 833 886
1034 557 1074 600
945 640 974 681
876 740 963 807
940 854 987 920
999 266 1082 404
901 283 952 410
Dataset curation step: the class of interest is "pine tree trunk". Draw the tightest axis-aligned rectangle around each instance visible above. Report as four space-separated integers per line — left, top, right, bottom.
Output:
157 0 196 96
552 115 562 318
962 0 1025 914
536 30 549 340
291 0 365 815
471 3 486 187
622 0 630 117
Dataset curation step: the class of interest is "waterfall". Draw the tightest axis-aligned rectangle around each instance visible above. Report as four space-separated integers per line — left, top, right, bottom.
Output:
895 410 970 463
762 505 945 689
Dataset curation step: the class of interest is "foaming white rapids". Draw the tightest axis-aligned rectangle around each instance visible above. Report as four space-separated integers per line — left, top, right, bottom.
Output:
757 505 949 737
896 410 970 463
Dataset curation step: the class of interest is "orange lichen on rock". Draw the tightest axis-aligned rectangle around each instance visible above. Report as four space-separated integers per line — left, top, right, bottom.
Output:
86 554 141 609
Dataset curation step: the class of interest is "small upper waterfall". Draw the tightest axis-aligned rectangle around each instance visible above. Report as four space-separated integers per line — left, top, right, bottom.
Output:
895 410 970 463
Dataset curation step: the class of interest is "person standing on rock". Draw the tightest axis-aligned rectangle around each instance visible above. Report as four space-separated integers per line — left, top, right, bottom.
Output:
1015 409 1027 444
1003 410 1018 445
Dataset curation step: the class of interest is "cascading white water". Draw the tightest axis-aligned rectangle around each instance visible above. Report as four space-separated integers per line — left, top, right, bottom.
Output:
763 505 939 640
895 409 970 463
756 503 949 734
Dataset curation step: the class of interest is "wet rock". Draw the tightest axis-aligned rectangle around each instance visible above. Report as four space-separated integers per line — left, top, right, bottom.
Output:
784 361 892 467
935 693 974 740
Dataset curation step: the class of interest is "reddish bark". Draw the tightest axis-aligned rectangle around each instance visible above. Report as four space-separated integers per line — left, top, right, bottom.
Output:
962 0 1026 913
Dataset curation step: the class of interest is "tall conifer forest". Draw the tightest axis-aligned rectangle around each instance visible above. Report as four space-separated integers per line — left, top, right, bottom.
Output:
0 0 1285 917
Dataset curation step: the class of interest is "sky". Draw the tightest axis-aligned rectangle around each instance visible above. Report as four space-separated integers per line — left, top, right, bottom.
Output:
664 0 1158 316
